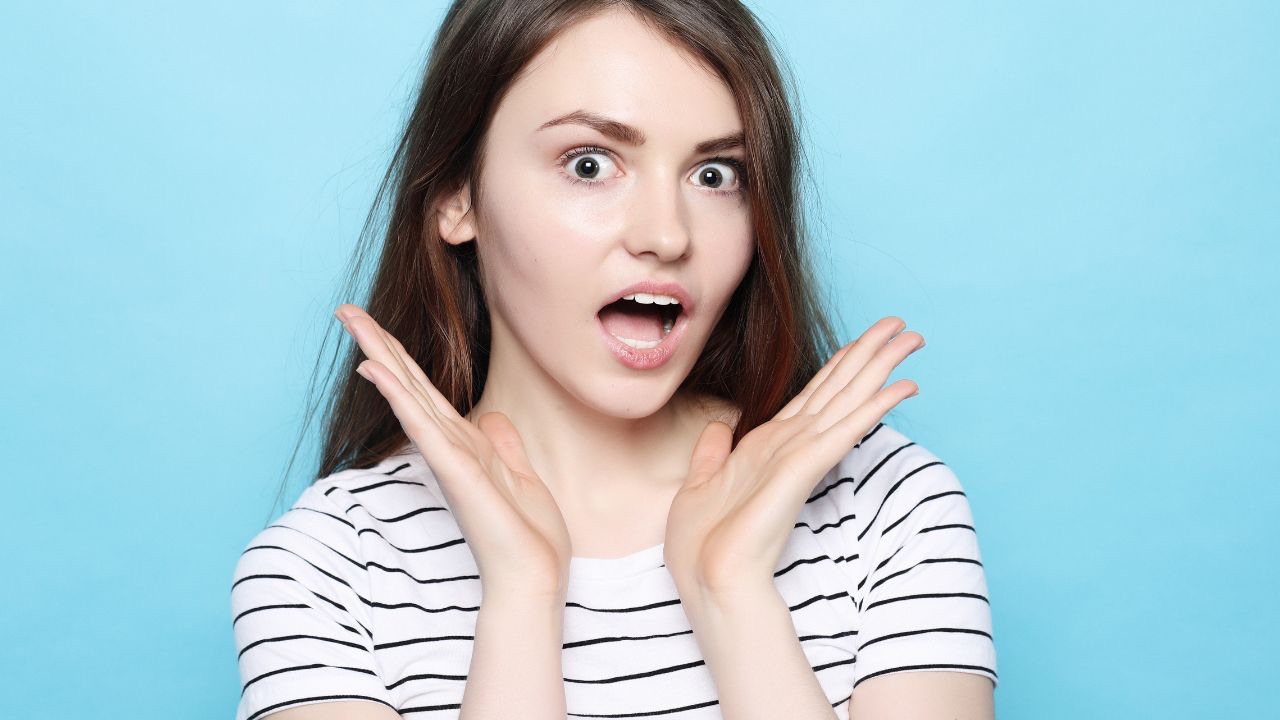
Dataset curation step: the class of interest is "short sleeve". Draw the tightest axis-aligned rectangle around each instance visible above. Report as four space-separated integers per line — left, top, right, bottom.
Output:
848 449 998 690
230 483 397 720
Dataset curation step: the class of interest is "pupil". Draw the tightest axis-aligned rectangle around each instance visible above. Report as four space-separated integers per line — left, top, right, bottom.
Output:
702 168 722 187
576 158 599 179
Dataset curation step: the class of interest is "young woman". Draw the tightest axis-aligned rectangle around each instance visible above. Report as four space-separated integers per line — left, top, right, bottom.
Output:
231 2 998 719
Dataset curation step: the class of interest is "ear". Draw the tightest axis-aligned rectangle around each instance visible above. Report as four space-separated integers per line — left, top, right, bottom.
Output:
436 182 477 245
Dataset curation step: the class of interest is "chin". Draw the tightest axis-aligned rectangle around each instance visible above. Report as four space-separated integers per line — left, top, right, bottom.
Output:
576 376 685 420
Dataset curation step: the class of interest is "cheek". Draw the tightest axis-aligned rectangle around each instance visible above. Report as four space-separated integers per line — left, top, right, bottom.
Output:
689 203 754 319
490 164 622 254
693 200 754 266
475 186 603 335
482 173 597 269
545 186 632 241
504 206 603 286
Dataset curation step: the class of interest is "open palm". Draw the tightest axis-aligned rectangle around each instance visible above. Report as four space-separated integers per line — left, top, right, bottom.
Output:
663 316 924 596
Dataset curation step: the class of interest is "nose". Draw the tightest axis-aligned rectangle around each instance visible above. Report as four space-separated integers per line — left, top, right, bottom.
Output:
622 172 692 263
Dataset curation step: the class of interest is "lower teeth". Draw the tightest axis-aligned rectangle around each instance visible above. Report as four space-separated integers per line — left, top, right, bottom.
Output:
609 315 676 350
612 334 661 349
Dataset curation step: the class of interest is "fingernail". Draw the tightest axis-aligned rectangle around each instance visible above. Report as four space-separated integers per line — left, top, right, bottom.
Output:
335 307 350 322
356 363 371 380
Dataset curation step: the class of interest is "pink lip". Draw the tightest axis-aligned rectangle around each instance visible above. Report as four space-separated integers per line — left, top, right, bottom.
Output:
596 309 691 371
595 279 694 371
598 280 695 317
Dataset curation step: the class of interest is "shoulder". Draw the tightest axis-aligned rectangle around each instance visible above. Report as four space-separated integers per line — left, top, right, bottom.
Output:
305 446 444 526
826 421 969 514
807 421 985 587
229 453 430 719
245 448 430 544
230 447 443 600
822 424 998 691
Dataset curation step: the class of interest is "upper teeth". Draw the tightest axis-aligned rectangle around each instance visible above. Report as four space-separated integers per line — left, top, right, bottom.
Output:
623 293 680 306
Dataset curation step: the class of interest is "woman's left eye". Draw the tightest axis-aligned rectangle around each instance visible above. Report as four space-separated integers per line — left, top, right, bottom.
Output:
690 159 744 193
558 147 746 195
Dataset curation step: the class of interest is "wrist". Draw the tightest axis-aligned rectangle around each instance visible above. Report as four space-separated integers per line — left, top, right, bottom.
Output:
481 585 567 611
675 572 776 605
676 577 781 625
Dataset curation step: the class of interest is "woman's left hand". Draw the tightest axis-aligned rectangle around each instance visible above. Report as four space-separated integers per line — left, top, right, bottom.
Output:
663 316 925 598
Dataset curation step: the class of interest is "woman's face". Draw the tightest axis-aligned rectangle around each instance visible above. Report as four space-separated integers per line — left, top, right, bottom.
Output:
442 8 753 419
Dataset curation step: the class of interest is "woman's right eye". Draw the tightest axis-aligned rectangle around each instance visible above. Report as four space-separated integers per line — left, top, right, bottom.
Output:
561 148 618 185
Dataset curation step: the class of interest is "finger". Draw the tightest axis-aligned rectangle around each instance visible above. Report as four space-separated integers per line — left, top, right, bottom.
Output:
343 313 430 411
684 421 734 490
774 340 854 421
374 322 458 420
770 380 917 511
475 412 539 481
340 308 496 462
341 311 470 450
339 305 426 399
356 358 460 463
785 317 905 420
339 306 455 422
817 379 918 443
813 332 924 433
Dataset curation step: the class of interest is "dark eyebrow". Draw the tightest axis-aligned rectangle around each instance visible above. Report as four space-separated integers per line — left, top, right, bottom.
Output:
537 109 744 155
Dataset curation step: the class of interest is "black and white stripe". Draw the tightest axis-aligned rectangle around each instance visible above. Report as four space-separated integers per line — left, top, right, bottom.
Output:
231 423 997 719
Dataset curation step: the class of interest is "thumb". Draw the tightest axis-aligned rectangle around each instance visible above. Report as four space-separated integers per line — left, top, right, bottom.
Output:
685 421 734 489
476 412 537 479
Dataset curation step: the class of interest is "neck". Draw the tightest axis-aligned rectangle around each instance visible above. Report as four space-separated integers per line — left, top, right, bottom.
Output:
464 328 714 515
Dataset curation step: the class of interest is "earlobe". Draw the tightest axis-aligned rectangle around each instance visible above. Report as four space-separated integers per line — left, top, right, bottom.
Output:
437 183 477 245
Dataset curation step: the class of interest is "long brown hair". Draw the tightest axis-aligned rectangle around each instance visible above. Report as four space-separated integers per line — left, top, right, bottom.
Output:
267 0 844 520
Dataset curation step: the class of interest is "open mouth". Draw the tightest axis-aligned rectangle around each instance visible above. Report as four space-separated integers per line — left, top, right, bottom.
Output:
597 293 683 349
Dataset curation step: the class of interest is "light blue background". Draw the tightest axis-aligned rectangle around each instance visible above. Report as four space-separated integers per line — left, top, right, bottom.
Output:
2 1 1275 717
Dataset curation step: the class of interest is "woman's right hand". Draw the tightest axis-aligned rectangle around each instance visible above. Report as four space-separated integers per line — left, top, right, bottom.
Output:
335 303 572 600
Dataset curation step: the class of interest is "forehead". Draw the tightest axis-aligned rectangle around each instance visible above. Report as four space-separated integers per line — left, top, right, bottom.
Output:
494 8 742 142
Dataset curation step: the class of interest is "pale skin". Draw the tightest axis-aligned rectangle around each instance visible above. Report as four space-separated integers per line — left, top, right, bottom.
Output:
263 8 994 720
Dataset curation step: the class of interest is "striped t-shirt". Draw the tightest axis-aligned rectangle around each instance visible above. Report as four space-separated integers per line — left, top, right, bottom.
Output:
230 421 998 720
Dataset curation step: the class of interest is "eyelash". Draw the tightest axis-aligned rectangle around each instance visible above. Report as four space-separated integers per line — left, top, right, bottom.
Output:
557 145 748 197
